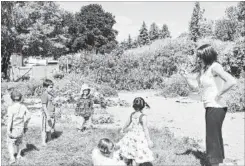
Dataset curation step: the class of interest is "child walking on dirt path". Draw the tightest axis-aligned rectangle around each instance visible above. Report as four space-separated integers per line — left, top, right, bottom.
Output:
41 79 56 146
74 84 94 132
7 90 31 165
118 97 154 166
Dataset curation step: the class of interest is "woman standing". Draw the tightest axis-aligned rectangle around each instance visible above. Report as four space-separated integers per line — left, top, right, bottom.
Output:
180 44 236 166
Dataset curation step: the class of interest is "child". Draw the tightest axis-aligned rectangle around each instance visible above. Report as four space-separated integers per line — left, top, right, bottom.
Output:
118 97 154 166
7 90 31 164
41 79 56 146
74 84 94 132
92 138 126 166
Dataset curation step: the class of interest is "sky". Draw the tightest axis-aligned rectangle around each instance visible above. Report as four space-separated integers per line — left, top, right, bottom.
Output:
57 1 238 42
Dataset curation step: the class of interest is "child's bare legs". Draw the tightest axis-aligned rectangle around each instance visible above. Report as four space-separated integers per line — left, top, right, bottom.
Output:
50 117 55 135
41 131 47 146
16 142 24 160
74 116 85 131
47 132 52 142
84 116 93 129
8 142 16 163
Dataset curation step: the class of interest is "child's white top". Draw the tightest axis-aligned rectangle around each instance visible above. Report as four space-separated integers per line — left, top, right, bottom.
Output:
92 148 126 166
199 62 226 108
8 103 31 129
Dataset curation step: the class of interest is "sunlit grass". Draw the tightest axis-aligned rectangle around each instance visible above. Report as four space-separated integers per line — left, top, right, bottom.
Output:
1 121 206 166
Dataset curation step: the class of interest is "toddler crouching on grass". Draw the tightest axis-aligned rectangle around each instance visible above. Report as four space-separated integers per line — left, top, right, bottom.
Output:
92 138 126 166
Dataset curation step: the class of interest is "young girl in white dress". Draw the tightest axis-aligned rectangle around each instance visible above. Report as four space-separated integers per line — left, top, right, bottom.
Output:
118 97 154 166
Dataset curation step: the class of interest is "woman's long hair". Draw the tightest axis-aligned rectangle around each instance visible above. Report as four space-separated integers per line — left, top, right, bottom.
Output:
192 44 218 73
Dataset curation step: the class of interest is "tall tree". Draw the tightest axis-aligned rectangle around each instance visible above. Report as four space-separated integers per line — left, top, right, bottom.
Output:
149 22 160 41
189 2 204 42
13 2 68 59
131 38 138 48
1 1 17 79
160 24 171 39
73 4 118 54
138 21 150 46
214 18 237 41
237 1 245 37
127 34 132 49
199 20 214 38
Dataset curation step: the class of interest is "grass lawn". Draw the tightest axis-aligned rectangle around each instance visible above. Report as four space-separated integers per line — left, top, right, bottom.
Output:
1 122 209 166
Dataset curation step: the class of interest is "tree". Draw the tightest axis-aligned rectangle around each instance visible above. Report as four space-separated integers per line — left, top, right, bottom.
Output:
149 22 160 41
189 2 204 42
127 34 132 49
225 6 238 20
72 4 118 54
214 18 237 41
138 21 150 46
237 1 245 37
13 2 69 59
119 40 127 50
199 20 214 38
160 24 171 39
1 1 16 79
131 39 138 48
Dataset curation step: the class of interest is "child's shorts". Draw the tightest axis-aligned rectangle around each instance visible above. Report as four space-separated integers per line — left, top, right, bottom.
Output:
7 136 23 146
7 128 24 146
42 115 55 132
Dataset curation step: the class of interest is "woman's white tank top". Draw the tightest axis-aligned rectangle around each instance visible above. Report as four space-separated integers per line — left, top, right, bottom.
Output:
199 62 226 108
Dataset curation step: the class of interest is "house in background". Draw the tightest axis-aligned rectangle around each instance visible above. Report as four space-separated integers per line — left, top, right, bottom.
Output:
10 54 59 81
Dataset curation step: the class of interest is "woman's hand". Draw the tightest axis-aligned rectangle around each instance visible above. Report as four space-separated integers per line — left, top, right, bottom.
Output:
215 93 223 102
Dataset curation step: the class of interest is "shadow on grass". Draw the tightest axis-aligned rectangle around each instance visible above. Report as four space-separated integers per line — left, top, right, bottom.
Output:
52 131 63 140
21 143 40 156
176 149 211 166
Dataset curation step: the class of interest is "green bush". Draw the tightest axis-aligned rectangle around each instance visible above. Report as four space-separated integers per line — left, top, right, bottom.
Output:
1 99 8 126
224 78 245 112
92 109 114 124
160 74 191 97
159 74 192 98
95 84 118 97
53 73 64 79
1 79 43 97
58 38 196 91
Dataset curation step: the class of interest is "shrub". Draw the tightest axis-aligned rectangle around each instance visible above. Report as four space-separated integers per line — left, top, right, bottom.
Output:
224 78 245 112
1 80 43 97
95 84 118 97
1 100 8 126
92 109 114 124
53 73 64 79
159 74 192 98
57 38 196 91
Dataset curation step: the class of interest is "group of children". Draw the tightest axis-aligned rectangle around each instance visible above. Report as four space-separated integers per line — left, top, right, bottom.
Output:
6 78 155 166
